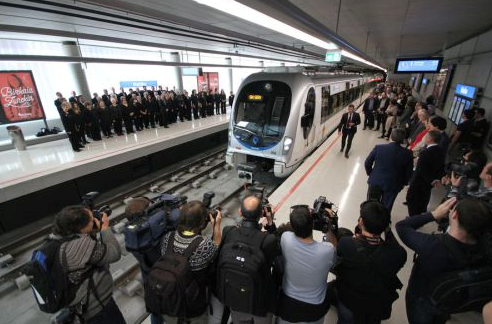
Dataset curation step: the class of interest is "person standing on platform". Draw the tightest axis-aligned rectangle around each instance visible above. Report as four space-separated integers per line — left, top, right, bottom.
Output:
91 93 99 108
158 93 169 128
470 108 489 150
228 91 235 108
121 97 135 134
61 101 83 152
102 89 111 108
131 97 143 131
214 89 221 115
220 89 227 114
72 102 89 145
109 97 123 136
381 99 399 140
199 92 207 118
338 104 361 158
191 90 199 120
365 128 413 212
375 92 389 133
148 92 159 128
140 95 150 129
84 102 102 141
406 131 446 216
207 91 215 116
97 100 112 138
362 92 378 130
54 92 64 117
428 116 449 152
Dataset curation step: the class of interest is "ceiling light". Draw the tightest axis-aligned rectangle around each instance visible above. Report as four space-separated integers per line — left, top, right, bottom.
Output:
341 50 387 72
194 0 338 50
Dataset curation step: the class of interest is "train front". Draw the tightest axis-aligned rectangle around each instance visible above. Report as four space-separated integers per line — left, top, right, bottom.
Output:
226 77 293 182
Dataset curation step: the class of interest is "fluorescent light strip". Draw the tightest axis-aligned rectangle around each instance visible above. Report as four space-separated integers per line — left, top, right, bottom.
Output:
341 50 387 71
194 0 337 50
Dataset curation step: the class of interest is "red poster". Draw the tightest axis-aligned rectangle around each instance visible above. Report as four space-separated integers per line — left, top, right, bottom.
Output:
0 70 45 124
208 72 219 92
196 72 219 92
197 74 209 92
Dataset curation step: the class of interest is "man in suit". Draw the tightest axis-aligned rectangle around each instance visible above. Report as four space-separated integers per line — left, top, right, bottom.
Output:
375 92 390 132
365 128 413 212
362 92 378 130
406 130 446 216
338 104 361 158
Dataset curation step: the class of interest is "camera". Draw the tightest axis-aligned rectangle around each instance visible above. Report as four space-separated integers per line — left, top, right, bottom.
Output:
312 196 338 233
249 186 272 215
202 191 221 222
445 160 480 179
81 191 112 221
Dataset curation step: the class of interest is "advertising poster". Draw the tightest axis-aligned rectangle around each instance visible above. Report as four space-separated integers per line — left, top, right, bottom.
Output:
197 74 209 92
197 72 219 92
0 70 45 125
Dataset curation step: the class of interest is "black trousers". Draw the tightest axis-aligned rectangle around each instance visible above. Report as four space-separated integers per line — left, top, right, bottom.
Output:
364 111 374 128
86 298 126 324
215 102 221 114
406 182 432 216
375 113 386 132
113 118 123 135
67 132 81 151
221 101 226 114
341 130 356 153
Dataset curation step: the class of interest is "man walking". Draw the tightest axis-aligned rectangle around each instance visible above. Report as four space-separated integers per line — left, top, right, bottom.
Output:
338 104 361 158
365 128 413 212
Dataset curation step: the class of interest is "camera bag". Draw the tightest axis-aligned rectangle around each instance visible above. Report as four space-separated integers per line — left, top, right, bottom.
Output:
144 232 205 317
429 235 492 314
216 226 268 314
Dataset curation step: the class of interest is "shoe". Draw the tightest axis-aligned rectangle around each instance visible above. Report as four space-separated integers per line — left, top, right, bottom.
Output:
378 135 385 138
74 148 81 152
345 152 349 158
363 127 367 130
164 126 169 128
340 148 344 152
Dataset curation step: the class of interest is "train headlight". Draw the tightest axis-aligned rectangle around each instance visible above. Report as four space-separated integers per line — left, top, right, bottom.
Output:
283 137 293 155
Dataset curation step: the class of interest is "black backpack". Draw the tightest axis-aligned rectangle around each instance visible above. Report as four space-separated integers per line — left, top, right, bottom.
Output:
144 232 205 317
429 236 492 314
216 227 268 314
23 236 79 313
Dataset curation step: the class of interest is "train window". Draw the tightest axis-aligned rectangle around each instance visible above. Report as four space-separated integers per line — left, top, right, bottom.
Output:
321 86 330 123
301 87 315 139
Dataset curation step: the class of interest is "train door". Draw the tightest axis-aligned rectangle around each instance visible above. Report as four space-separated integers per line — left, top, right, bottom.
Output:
300 87 316 155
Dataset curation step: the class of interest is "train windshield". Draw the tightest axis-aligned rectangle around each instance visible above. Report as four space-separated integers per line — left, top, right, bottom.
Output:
233 81 291 149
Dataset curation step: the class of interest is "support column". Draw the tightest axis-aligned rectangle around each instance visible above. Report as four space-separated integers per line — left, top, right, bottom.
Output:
225 57 233 94
259 60 265 70
171 52 183 91
62 41 90 100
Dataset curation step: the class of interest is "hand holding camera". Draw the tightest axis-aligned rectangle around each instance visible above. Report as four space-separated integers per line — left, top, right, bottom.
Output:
432 197 457 220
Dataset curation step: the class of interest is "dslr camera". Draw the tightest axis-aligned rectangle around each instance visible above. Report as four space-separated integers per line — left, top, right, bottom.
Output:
81 191 112 221
312 196 338 234
202 191 221 222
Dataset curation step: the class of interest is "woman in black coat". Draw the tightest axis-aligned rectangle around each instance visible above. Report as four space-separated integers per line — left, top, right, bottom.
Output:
84 101 102 141
121 97 135 134
190 90 199 120
97 100 112 138
61 101 83 152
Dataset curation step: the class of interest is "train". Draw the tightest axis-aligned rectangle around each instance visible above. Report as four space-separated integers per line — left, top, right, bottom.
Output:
225 69 382 181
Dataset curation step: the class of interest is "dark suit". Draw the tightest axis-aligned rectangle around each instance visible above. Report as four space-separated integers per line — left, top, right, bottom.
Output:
375 97 390 132
362 97 378 129
338 111 361 154
406 144 445 216
365 142 413 212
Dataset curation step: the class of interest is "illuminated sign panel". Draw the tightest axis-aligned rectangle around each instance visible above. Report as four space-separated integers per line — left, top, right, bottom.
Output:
455 83 477 100
325 50 341 62
248 94 263 101
394 57 443 73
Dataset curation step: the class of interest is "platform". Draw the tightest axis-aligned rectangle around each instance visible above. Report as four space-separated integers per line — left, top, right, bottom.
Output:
0 112 229 232
268 116 483 324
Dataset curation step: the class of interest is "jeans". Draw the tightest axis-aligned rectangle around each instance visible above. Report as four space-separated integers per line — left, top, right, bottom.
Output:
405 289 448 324
86 298 126 324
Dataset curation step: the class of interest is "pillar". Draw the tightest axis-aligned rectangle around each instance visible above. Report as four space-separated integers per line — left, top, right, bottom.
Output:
225 57 233 94
259 60 265 69
171 52 183 92
62 41 91 100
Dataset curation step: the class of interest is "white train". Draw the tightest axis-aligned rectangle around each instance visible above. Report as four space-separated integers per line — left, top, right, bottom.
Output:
225 70 382 181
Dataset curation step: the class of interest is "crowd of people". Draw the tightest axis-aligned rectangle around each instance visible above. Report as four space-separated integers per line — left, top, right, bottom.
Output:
54 86 235 152
33 80 492 324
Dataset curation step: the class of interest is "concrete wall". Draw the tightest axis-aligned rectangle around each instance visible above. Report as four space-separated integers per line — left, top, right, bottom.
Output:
411 28 492 156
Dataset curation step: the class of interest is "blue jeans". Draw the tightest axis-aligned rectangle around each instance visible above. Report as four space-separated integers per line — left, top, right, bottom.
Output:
405 289 448 324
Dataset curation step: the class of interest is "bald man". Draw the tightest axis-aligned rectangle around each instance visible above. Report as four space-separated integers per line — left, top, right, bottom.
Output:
213 195 281 324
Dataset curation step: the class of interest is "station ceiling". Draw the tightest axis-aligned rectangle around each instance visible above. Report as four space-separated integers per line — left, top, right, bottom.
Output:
0 0 491 71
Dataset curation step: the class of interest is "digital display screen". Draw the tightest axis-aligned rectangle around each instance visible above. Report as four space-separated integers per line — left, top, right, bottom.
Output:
455 83 477 99
248 94 263 101
394 57 443 73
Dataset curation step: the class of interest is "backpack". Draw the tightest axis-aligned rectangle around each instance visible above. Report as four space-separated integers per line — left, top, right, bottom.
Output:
429 235 492 314
144 232 205 317
124 194 181 253
216 227 268 314
23 236 79 313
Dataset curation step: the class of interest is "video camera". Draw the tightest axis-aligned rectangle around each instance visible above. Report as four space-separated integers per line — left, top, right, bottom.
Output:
81 191 112 221
445 160 481 179
312 196 338 234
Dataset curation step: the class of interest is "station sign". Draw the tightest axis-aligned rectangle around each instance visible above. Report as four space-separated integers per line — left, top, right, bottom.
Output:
119 80 158 88
455 83 477 100
325 50 341 62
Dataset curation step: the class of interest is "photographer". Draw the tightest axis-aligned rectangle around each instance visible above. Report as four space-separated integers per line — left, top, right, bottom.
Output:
442 150 487 199
215 195 281 324
277 205 336 324
396 197 492 324
332 201 407 324
53 205 125 324
152 201 222 324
